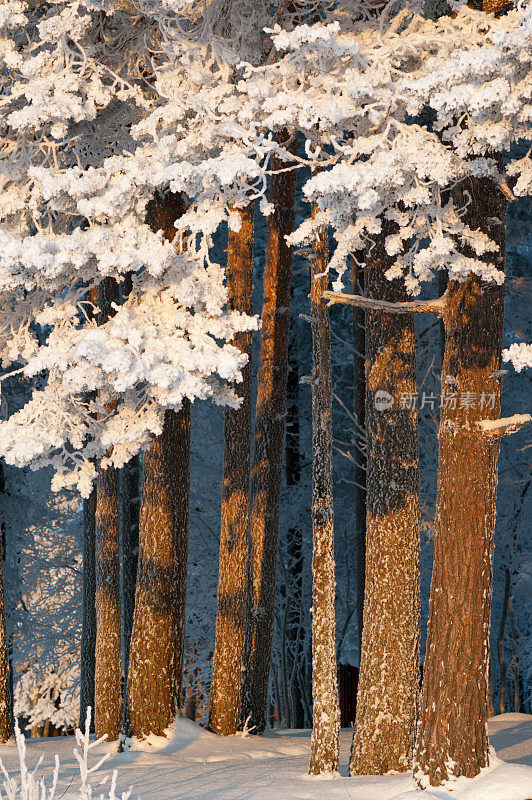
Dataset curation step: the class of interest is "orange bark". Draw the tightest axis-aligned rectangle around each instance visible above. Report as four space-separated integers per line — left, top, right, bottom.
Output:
209 204 255 735
126 192 191 739
244 131 297 733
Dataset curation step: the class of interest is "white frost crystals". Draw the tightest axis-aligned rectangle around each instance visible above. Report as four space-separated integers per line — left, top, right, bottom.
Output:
0 709 132 800
502 342 532 373
1 0 531 495
0 0 260 495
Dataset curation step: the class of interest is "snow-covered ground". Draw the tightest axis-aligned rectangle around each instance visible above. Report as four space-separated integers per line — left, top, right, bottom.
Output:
0 714 530 800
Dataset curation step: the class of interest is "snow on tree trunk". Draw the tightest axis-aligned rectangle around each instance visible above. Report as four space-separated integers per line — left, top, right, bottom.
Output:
308 217 340 776
244 131 297 734
350 224 420 775
126 402 190 738
125 191 190 739
0 464 12 743
94 277 122 742
209 203 254 736
413 173 506 787
80 486 96 730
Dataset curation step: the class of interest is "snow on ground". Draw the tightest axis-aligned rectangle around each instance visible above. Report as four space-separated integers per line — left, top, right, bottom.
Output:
0 714 530 800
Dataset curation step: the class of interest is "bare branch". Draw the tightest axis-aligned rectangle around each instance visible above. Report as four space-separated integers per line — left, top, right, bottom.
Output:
477 413 532 439
323 290 448 316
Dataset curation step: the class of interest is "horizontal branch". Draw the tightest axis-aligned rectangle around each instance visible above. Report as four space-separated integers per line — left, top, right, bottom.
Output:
323 290 447 316
477 413 532 439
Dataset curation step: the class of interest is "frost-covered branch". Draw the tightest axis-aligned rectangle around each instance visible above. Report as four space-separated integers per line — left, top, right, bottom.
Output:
477 414 532 439
323 290 447 315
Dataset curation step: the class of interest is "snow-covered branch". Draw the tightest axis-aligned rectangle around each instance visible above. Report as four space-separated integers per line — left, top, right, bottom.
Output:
323 290 447 316
477 414 532 439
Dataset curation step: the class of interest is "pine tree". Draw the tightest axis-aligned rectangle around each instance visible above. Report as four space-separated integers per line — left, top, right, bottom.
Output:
244 132 297 733
349 224 420 775
209 203 255 735
308 216 340 775
126 192 191 739
94 277 122 741
413 172 517 785
413 0 532 784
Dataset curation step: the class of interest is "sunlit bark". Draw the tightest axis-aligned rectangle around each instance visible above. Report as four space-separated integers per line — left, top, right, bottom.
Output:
209 203 254 735
244 131 297 733
126 192 190 739
350 224 420 775
308 216 340 775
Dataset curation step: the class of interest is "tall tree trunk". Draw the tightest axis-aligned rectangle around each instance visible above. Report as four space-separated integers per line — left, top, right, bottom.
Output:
413 171 506 785
79 486 97 730
352 259 366 665
126 403 190 738
119 275 141 686
284 286 306 729
121 453 140 685
126 191 190 739
79 284 99 730
308 218 340 775
244 131 297 733
94 277 122 741
350 224 420 775
0 464 12 742
209 203 254 736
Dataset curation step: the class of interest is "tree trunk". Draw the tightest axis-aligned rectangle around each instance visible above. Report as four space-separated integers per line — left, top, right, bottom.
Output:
352 259 366 665
121 453 140 684
126 403 190 738
284 286 306 729
0 464 12 742
413 172 506 786
209 203 254 736
80 284 99 731
498 567 510 715
94 277 122 741
126 191 190 739
350 225 420 775
119 275 141 686
308 218 340 775
79 486 96 730
244 130 297 733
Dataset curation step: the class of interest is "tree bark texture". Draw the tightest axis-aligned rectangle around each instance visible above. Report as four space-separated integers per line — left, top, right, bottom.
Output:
126 190 190 739
209 203 254 736
308 220 340 775
94 276 122 741
244 131 297 733
413 175 506 786
350 225 420 775
80 486 96 730
126 403 190 738
0 467 12 742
